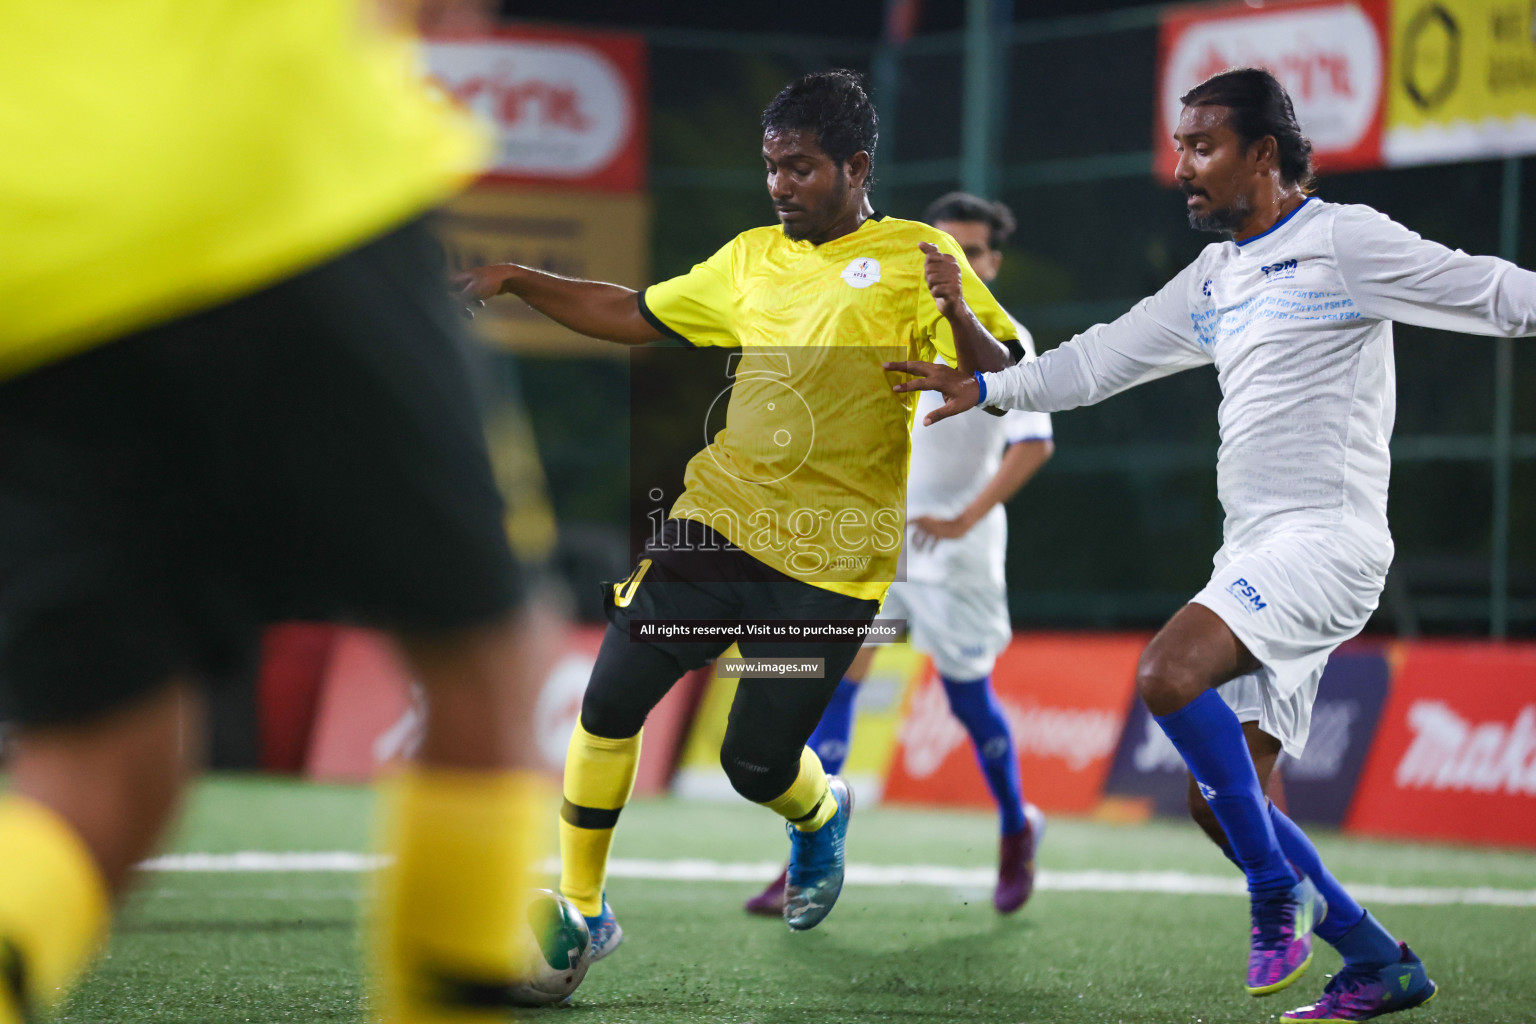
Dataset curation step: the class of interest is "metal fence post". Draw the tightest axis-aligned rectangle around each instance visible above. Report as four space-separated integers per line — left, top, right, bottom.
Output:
961 0 1009 197
1492 156 1523 638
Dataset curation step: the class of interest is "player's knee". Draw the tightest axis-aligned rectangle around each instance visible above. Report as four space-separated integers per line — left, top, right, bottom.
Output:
1135 649 1200 716
577 683 646 741
719 743 797 804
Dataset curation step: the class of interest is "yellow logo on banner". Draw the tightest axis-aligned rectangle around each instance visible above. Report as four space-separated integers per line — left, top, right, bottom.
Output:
1386 0 1536 164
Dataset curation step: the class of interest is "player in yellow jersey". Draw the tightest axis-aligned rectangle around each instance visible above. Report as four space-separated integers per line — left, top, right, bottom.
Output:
0 4 554 1023
456 70 1017 957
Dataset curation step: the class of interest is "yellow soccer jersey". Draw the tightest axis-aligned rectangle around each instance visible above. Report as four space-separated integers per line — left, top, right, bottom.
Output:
0 2 485 377
639 214 1018 600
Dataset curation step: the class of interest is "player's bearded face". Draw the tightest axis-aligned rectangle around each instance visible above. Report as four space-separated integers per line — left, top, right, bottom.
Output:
1174 106 1255 235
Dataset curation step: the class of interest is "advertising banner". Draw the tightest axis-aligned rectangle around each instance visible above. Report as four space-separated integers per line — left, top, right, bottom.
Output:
1277 645 1393 825
1100 644 1393 825
672 643 928 805
426 26 647 192
1346 641 1536 848
883 634 1142 814
305 625 698 793
1385 0 1536 165
1155 0 1390 180
436 186 648 357
1099 693 1191 818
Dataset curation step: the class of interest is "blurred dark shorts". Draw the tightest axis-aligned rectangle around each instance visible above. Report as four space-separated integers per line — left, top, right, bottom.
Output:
0 217 522 727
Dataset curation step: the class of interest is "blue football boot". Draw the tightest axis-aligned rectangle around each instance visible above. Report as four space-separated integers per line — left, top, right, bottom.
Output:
582 895 623 963
783 776 853 931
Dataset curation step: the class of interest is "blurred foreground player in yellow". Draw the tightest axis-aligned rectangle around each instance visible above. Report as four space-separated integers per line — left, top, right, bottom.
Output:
0 3 553 1022
457 72 1015 957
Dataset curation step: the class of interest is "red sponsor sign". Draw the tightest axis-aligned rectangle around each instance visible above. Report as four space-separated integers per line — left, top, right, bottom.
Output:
426 25 647 192
305 625 701 792
1154 0 1388 181
882 634 1144 814
1346 642 1536 848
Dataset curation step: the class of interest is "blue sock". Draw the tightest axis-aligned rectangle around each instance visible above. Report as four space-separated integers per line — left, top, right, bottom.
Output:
1268 805 1398 961
807 679 858 776
1154 691 1297 894
942 675 1026 835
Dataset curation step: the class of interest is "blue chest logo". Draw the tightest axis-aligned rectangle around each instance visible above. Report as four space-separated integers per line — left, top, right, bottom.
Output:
1226 577 1268 613
1260 258 1298 281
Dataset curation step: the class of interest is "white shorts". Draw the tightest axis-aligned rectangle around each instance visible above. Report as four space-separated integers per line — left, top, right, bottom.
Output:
880 579 1012 681
1192 528 1386 758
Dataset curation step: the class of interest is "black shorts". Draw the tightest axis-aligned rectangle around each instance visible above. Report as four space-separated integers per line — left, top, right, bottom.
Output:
0 218 522 726
603 518 879 673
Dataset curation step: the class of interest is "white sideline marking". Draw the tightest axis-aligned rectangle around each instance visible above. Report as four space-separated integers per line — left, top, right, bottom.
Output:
136 853 1536 908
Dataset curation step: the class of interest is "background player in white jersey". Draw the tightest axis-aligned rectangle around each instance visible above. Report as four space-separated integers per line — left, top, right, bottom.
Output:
887 68 1536 1023
746 194 1053 919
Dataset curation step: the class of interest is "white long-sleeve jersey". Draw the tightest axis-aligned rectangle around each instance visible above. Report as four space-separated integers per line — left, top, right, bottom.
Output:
982 198 1536 559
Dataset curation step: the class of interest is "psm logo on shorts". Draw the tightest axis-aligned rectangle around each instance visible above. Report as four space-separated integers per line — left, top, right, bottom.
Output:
1227 577 1267 613
1260 258 1297 281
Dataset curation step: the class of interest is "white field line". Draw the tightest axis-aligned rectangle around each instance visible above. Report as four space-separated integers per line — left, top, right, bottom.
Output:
135 853 1536 908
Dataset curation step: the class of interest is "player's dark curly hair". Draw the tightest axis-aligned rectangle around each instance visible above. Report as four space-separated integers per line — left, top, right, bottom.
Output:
922 192 1017 251
761 69 879 188
1181 67 1316 192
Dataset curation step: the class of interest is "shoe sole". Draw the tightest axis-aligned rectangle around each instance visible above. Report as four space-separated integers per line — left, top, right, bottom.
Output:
1286 979 1439 1023
1248 949 1313 996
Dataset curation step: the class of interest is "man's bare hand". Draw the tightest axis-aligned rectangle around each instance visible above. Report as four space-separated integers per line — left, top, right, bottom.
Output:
918 241 965 320
910 513 976 551
884 359 982 425
451 264 519 318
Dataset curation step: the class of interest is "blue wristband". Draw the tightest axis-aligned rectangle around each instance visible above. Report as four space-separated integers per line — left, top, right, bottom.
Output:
973 370 988 404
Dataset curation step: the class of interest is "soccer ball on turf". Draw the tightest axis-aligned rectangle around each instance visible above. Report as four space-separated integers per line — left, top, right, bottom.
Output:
508 889 592 1006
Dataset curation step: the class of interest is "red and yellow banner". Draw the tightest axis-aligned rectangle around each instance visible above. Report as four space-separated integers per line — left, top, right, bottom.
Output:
1155 0 1391 181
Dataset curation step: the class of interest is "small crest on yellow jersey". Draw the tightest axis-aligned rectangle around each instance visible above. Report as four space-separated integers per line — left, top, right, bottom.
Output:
840 258 882 289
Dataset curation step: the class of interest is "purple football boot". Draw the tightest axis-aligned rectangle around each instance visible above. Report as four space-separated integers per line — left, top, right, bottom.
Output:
1282 943 1438 1022
744 865 788 917
1248 875 1326 996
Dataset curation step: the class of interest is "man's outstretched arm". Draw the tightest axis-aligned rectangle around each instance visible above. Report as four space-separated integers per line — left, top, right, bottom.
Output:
888 261 1212 425
455 265 663 346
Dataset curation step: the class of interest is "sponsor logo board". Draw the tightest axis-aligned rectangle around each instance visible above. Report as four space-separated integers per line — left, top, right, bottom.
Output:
883 634 1143 813
1100 645 1391 826
426 26 647 192
1385 0 1536 165
1155 0 1389 180
1347 641 1536 847
305 625 694 794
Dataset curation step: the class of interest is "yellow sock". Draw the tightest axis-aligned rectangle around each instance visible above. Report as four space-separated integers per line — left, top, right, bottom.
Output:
0 795 110 1023
558 717 641 918
371 767 554 1024
762 747 836 832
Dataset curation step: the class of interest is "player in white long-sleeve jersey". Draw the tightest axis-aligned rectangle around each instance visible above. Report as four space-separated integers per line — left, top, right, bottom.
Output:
745 194 1054 918
888 68 1536 1022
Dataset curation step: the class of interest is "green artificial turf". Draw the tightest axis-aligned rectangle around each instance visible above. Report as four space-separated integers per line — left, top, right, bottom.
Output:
58 776 1536 1023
